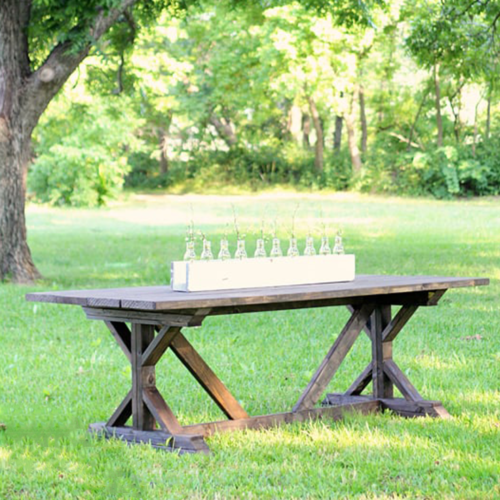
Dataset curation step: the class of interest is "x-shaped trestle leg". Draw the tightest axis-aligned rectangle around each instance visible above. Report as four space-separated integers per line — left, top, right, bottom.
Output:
94 318 249 453
294 300 450 418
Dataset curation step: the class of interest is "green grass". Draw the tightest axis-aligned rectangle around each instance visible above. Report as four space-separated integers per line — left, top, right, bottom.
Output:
1 192 499 499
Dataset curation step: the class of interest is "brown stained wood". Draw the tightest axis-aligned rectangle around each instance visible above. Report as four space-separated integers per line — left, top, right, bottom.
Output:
182 400 380 437
88 423 210 454
104 321 131 362
426 289 447 306
107 390 132 427
380 398 450 418
322 394 450 419
26 275 489 311
322 393 374 406
347 304 372 339
142 326 180 366
170 333 249 420
28 274 478 451
84 307 196 327
382 305 419 342
132 324 156 431
143 387 184 434
293 303 375 412
208 293 429 317
344 362 373 396
372 306 393 399
383 359 423 402
188 308 212 326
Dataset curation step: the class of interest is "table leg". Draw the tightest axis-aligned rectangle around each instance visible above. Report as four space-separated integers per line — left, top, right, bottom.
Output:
87 295 451 454
371 305 393 399
89 321 210 453
323 303 450 418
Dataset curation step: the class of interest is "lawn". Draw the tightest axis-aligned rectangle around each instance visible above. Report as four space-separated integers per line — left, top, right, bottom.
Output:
1 193 499 499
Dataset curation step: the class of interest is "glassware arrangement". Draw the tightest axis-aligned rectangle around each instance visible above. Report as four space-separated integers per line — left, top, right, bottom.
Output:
304 235 316 256
319 236 331 255
333 231 345 255
287 237 299 257
218 237 231 260
234 239 247 259
270 237 283 258
181 207 347 261
181 230 346 261
254 238 267 258
200 238 213 260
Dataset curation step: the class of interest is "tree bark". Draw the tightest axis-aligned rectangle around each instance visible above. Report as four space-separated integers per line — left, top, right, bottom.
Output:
407 88 428 152
345 90 362 174
333 115 343 152
306 95 324 173
472 105 478 158
434 63 443 148
486 81 492 140
448 80 464 144
302 114 311 147
0 0 140 282
158 128 169 174
359 84 367 154
0 0 40 282
209 115 237 148
158 112 172 175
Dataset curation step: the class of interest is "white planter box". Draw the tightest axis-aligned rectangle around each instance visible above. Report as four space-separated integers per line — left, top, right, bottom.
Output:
171 254 355 292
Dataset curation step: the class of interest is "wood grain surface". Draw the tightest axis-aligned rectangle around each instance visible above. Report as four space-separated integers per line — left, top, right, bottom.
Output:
26 275 489 311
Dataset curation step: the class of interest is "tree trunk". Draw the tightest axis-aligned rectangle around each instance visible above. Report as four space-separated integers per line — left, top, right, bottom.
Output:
448 81 464 144
434 63 443 148
158 112 172 175
333 115 343 151
472 106 478 158
302 114 311 147
0 0 140 282
486 82 492 140
209 115 237 148
345 90 362 174
0 0 40 282
359 84 367 154
306 95 324 173
0 129 41 282
158 128 169 174
407 88 428 152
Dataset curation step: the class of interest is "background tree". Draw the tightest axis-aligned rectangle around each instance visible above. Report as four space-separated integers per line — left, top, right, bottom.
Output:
0 0 171 282
2 0 382 283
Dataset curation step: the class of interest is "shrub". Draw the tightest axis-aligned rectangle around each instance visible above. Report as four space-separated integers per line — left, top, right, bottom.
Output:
29 96 143 206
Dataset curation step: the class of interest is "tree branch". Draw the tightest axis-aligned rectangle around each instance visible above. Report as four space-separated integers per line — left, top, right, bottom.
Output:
22 0 140 132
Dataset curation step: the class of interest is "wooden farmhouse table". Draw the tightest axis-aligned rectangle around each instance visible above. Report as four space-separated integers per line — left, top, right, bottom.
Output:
26 274 488 454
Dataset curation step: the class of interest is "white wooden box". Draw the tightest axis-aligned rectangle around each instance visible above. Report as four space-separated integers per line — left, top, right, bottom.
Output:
171 254 355 292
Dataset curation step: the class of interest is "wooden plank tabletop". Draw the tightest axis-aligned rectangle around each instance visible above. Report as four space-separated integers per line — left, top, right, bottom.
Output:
25 275 489 311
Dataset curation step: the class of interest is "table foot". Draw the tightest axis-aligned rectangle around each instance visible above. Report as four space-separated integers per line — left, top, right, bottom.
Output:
323 393 450 419
88 423 210 454
380 398 450 418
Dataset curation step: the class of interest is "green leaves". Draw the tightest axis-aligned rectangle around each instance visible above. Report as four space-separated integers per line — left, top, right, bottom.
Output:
30 86 144 206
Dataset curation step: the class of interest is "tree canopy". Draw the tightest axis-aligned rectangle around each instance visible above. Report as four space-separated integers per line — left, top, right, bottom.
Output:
2 0 500 282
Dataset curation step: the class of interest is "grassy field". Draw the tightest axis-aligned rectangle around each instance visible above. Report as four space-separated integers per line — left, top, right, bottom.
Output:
0 193 499 499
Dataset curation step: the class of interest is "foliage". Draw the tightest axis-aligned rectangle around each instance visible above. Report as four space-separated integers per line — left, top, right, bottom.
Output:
29 90 144 207
25 0 500 199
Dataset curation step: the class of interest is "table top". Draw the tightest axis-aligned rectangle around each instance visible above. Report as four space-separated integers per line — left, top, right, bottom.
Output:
26 274 488 312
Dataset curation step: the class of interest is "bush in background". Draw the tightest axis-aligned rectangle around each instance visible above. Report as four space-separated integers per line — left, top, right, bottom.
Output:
29 96 144 207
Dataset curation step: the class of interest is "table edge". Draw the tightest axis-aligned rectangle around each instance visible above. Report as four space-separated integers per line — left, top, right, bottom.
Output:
25 275 490 311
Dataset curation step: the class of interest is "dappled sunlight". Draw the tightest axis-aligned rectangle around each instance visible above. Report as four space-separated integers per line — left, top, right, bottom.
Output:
0 448 12 462
9 194 498 499
451 390 500 414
